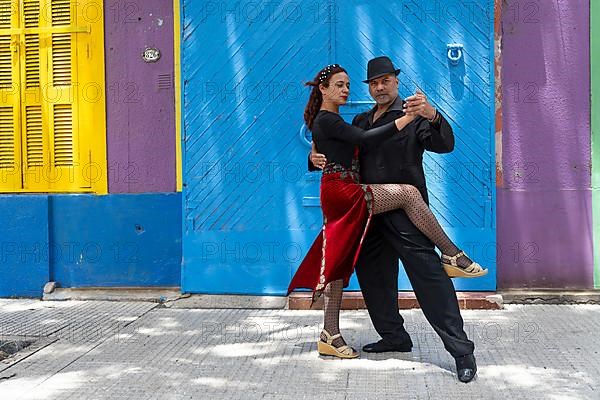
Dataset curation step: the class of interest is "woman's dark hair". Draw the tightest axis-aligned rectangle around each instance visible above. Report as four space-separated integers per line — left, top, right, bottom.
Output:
304 64 347 130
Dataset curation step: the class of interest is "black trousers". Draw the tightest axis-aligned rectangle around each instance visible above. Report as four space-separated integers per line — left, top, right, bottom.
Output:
354 209 475 358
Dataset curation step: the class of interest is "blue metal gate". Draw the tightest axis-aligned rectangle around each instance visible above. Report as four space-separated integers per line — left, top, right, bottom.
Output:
181 0 496 294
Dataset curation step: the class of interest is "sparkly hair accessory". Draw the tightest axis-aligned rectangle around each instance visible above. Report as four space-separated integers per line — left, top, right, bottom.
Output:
318 64 340 83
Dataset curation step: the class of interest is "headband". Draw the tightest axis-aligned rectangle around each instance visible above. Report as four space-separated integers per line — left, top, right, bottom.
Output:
318 64 341 83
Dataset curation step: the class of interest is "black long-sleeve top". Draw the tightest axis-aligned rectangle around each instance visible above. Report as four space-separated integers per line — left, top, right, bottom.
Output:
355 97 454 204
309 96 454 204
312 110 400 170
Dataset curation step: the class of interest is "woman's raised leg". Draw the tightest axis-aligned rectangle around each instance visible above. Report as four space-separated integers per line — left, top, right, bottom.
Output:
369 184 486 276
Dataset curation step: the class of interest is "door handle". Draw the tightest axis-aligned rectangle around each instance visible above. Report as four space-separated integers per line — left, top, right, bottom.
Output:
447 43 464 65
299 123 311 148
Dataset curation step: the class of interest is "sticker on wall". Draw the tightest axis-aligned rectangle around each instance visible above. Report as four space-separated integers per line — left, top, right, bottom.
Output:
142 47 161 63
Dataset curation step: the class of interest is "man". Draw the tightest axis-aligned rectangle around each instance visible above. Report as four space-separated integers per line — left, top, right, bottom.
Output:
309 56 477 383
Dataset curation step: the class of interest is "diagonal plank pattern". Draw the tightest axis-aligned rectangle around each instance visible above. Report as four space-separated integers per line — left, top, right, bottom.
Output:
181 1 496 293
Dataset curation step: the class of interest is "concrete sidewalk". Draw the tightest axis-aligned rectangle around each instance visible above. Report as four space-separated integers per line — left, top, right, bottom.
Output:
0 300 598 399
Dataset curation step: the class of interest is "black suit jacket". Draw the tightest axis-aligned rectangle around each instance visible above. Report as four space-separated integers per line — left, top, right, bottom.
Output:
352 95 454 204
308 95 454 204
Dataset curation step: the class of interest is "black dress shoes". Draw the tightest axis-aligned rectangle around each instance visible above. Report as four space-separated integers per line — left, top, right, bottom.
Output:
362 339 413 353
455 354 477 383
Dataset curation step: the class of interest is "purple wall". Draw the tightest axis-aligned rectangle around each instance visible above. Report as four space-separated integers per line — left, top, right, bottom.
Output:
498 0 592 288
105 0 176 193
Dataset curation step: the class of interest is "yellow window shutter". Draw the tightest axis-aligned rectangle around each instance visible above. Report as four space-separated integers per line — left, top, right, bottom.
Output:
22 0 79 191
20 0 48 191
73 0 108 193
0 0 22 191
0 0 107 193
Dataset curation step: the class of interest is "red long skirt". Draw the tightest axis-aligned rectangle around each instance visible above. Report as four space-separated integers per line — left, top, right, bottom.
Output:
287 169 373 297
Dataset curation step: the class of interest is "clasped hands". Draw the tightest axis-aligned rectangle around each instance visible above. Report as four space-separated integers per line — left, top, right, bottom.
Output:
310 90 435 170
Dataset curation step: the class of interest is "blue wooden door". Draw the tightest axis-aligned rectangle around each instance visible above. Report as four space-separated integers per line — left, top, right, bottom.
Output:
181 1 496 294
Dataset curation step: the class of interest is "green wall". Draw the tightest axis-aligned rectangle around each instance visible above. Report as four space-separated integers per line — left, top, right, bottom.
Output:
593 0 600 288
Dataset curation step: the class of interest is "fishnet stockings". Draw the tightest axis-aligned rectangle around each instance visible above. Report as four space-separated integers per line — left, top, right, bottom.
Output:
320 279 346 348
370 184 473 268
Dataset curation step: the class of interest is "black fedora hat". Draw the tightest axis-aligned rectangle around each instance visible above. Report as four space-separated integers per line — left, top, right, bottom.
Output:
363 56 401 83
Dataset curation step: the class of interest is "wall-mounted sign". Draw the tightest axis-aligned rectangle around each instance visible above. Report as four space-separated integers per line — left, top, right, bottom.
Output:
142 47 161 63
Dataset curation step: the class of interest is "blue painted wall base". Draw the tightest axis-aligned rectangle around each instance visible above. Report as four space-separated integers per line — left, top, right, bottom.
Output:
0 196 50 297
50 193 182 288
0 193 182 298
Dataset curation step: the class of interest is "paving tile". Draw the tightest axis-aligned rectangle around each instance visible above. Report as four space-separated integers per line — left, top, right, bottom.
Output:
0 302 597 399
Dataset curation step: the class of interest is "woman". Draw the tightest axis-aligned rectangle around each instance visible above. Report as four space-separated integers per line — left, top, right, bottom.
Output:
287 64 487 359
